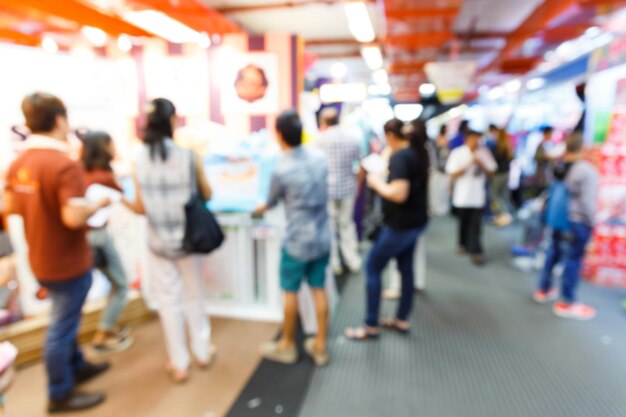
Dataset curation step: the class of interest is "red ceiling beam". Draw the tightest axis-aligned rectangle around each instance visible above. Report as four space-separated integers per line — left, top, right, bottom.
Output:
305 38 380 46
0 27 40 46
386 7 460 19
388 60 428 74
5 0 152 37
386 32 454 48
216 0 360 13
578 0 626 6
499 56 542 74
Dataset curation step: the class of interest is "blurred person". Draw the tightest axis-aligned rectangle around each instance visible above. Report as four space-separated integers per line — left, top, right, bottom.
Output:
316 108 362 275
490 128 514 227
534 133 599 320
485 124 500 152
80 131 133 353
254 110 331 366
446 131 497 265
3 92 110 413
126 98 215 383
345 118 429 340
434 124 450 172
534 126 556 193
448 120 470 151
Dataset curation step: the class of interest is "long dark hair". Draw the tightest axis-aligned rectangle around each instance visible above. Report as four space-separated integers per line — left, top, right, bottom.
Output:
80 130 113 172
404 118 430 185
143 98 176 161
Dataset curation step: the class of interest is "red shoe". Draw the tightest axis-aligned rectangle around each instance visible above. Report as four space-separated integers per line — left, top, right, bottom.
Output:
553 301 596 321
533 288 558 304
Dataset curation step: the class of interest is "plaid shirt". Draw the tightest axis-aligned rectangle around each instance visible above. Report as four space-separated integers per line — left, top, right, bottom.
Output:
316 126 361 200
136 140 193 258
267 146 331 261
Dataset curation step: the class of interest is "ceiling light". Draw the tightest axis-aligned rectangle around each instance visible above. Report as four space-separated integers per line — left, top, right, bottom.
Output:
368 83 391 96
585 26 602 38
344 2 376 43
526 77 546 91
504 79 522 93
394 104 423 122
320 83 367 103
41 36 58 53
330 62 348 79
487 86 505 101
123 10 201 43
197 32 211 49
372 69 388 84
360 45 383 70
419 83 436 96
478 85 490 96
81 26 107 47
117 35 132 52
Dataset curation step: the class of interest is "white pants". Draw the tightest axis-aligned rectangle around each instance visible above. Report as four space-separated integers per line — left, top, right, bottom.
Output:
149 253 211 371
329 197 362 272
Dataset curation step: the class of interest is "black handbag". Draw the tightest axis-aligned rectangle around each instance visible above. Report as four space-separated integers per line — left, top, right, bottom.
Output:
182 153 225 254
92 246 108 269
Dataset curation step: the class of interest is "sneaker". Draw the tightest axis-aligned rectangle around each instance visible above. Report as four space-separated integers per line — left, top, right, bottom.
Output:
260 341 298 365
553 301 597 321
92 335 134 354
48 391 105 413
533 288 558 304
304 338 330 367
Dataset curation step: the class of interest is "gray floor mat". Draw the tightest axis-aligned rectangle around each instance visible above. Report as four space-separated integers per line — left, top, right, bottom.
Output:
298 217 626 417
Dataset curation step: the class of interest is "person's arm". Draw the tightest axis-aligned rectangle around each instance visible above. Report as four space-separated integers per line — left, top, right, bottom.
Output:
61 199 110 230
122 168 146 215
474 149 497 176
446 151 470 180
367 175 410 204
195 154 212 201
253 173 283 216
57 164 110 230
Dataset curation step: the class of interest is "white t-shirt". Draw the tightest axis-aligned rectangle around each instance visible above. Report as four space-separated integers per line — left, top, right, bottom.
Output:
446 145 497 208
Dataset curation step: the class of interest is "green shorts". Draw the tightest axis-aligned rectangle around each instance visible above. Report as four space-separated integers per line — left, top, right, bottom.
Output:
280 250 330 293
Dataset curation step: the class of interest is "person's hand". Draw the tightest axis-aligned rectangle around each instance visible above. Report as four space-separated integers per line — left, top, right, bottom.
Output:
366 173 384 191
97 197 111 209
252 204 267 218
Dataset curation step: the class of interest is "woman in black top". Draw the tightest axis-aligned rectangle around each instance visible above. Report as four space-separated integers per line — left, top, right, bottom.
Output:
346 118 429 340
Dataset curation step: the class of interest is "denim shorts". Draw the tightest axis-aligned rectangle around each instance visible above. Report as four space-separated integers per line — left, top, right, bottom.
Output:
280 250 329 293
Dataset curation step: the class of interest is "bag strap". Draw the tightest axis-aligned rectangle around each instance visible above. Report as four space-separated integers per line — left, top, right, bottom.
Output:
189 151 198 198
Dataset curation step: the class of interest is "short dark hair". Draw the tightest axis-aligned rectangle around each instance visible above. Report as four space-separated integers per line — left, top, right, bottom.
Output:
21 92 67 134
384 118 404 139
459 120 470 133
439 124 447 136
276 110 302 147
319 107 340 127
80 130 113 172
466 130 482 139
541 125 554 134
489 123 499 131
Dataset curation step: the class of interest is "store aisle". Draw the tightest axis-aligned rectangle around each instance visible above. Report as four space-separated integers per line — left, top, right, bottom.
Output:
298 217 626 417
8 319 278 417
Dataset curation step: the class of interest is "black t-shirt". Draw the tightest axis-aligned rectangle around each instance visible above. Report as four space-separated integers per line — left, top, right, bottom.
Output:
382 147 429 230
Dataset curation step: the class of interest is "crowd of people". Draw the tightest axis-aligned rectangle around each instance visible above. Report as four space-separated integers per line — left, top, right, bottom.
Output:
0 91 600 413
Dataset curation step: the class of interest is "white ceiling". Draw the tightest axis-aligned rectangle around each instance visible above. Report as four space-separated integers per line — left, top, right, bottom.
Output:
454 0 546 33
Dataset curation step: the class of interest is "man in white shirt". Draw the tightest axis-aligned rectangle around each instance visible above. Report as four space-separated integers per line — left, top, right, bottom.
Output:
316 108 362 274
446 130 497 265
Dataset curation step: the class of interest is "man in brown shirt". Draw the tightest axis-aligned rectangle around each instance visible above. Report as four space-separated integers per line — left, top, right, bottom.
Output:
3 93 110 413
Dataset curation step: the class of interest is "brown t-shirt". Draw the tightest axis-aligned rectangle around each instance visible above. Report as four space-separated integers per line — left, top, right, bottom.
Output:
5 148 92 282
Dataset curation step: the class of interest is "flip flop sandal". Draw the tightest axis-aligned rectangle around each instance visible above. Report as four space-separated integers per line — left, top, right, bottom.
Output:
344 326 380 341
379 318 410 335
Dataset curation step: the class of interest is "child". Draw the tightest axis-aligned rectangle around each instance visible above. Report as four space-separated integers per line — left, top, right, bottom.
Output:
254 110 331 366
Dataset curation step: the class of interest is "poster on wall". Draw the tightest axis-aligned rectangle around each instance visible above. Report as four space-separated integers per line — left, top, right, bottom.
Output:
220 52 279 115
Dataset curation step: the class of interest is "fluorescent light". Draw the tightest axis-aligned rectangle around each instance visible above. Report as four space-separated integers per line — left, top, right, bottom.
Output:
368 83 391 96
41 36 58 53
585 26 602 38
117 35 132 52
478 85 490 96
344 2 376 43
504 79 522 93
487 86 505 101
394 104 423 122
320 83 367 103
123 10 201 43
419 83 436 96
197 32 211 49
81 26 107 47
372 69 388 84
330 62 347 79
361 45 383 70
526 77 546 91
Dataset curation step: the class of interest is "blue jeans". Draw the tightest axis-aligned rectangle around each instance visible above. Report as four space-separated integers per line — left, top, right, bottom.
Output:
41 271 92 401
365 225 426 327
88 229 129 330
538 222 592 303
